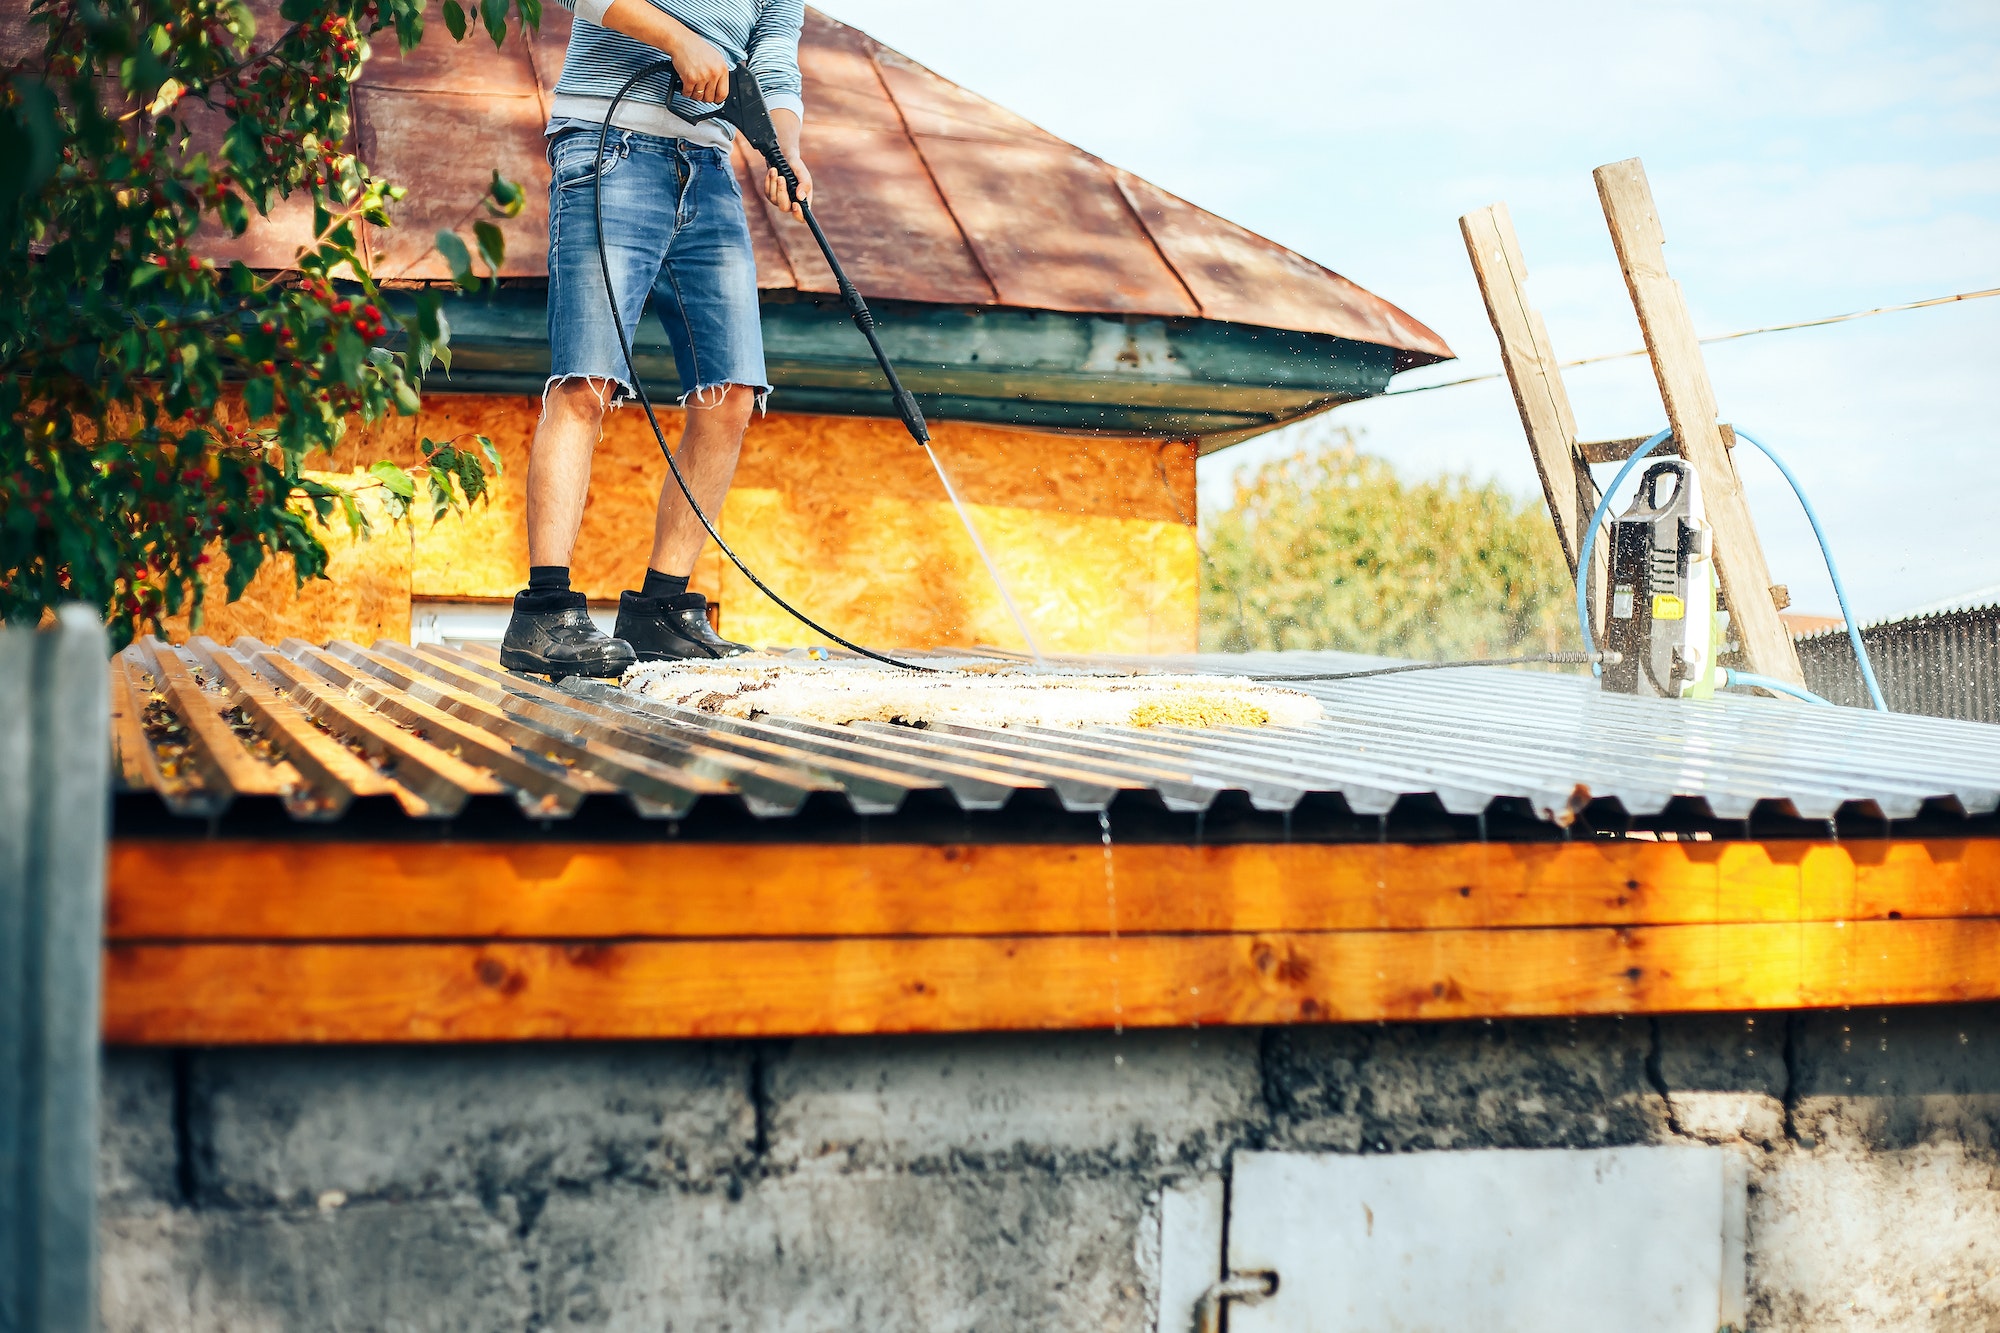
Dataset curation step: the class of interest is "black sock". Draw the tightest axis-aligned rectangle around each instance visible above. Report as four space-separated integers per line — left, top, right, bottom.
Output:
640 569 689 601
515 565 583 612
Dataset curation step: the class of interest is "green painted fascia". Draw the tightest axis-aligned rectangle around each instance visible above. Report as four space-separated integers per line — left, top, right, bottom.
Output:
388 288 1394 437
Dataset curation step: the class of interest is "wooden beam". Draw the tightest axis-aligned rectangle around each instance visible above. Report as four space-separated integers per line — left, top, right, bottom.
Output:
1460 204 1606 620
101 919 2000 1044
1593 159 1806 685
100 838 2000 1043
106 838 2000 940
1577 436 1655 466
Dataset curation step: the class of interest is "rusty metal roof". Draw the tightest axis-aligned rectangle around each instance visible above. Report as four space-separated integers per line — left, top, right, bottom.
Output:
2 2 1448 363
114 638 2000 843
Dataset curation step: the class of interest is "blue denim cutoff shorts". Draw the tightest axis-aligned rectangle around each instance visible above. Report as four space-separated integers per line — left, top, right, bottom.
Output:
544 119 769 406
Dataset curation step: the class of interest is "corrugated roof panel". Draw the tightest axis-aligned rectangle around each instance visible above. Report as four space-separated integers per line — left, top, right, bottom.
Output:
113 640 2000 842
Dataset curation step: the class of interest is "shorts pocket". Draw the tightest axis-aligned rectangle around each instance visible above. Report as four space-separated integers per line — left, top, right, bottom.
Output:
549 134 623 192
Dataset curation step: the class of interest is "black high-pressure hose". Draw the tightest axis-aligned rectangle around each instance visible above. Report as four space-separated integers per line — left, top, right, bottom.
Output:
1248 650 1620 683
587 63 1616 690
589 60 932 671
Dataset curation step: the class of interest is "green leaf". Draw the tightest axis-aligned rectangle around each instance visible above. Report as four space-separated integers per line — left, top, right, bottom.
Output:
335 327 366 385
0 76 60 231
479 0 509 45
368 460 417 499
433 229 478 290
218 191 249 236
478 434 501 472
244 377 275 420
441 0 467 41
516 0 543 30
486 169 524 218
413 290 444 343
472 219 505 277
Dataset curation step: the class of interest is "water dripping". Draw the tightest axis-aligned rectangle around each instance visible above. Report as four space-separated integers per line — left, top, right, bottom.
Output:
1100 807 1124 1060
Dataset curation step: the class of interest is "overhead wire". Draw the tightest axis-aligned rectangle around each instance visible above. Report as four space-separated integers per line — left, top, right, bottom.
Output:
1381 284 2000 399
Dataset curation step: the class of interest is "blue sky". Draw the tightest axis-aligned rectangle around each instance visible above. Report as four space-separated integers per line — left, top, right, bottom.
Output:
819 1 1999 622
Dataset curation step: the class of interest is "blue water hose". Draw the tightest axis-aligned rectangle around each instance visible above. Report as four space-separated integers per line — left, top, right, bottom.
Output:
1572 427 1887 711
1723 669 1832 705
1573 428 1672 676
1730 428 1887 712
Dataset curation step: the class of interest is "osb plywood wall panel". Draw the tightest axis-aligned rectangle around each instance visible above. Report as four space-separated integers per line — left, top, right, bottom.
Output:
715 488 1196 654
403 396 724 603
164 475 414 646
163 392 1199 653
403 396 1196 653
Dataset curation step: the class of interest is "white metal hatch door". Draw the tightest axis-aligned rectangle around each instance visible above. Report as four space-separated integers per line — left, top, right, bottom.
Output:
1221 1147 1747 1333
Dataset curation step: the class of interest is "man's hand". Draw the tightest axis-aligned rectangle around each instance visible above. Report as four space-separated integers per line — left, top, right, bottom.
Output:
763 107 812 221
663 27 729 104
598 0 729 103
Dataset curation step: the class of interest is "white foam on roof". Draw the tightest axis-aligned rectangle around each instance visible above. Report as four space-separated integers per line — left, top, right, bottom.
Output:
620 659 1324 730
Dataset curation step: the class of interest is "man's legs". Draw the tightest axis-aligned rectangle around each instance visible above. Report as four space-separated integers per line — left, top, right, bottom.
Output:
527 376 615 569
611 383 761 660
499 375 638 678
644 383 757 578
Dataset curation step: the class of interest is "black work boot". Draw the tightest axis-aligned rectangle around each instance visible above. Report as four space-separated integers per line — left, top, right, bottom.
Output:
499 591 636 678
614 591 755 660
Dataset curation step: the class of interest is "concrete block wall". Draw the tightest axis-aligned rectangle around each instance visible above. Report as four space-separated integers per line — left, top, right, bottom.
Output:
100 1005 2000 1331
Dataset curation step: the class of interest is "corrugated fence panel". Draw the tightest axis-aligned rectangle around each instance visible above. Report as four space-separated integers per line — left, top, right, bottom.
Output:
1799 605 2000 724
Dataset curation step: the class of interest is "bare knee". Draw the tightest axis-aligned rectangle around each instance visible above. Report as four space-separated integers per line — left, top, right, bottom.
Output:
541 376 618 430
685 382 759 433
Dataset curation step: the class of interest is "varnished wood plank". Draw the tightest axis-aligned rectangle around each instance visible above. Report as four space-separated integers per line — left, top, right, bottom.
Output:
1460 204 1604 603
108 656 167 795
248 647 498 816
1593 158 1804 685
105 838 2000 941
142 639 298 798
100 917 2000 1044
183 637 399 817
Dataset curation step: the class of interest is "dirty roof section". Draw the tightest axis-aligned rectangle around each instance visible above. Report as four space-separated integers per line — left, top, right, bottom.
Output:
113 639 2000 843
5 1 1449 365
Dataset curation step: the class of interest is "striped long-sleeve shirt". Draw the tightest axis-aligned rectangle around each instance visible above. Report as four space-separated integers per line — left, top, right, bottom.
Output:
544 0 804 150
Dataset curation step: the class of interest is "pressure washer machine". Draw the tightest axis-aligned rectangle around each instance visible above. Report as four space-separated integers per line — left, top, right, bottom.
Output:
1601 457 1719 699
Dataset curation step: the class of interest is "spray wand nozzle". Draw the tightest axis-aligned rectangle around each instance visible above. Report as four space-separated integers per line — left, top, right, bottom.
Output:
675 65 931 449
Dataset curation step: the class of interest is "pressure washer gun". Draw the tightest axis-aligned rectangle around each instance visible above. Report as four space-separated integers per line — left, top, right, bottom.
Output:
1601 458 1721 699
676 64 932 448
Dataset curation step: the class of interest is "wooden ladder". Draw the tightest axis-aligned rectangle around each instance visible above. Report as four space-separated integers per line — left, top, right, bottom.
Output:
1461 157 1806 687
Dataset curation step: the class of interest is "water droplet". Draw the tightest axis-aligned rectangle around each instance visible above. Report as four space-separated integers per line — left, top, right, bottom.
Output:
1101 809 1122 1038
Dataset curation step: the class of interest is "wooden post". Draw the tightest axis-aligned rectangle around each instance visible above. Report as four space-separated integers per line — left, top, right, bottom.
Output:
0 607 109 1333
0 625 30 1333
1594 158 1806 686
1460 203 1605 623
